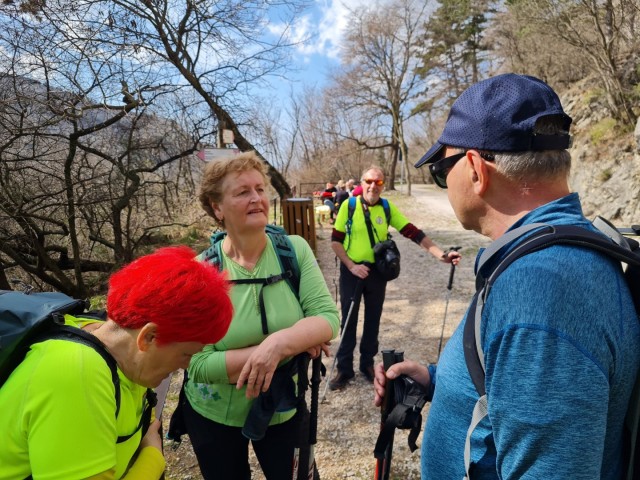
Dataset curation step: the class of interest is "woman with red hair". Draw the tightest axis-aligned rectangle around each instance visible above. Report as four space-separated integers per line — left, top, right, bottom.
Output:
0 246 233 480
182 152 340 479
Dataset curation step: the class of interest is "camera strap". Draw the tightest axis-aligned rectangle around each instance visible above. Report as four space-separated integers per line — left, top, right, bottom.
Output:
361 202 380 248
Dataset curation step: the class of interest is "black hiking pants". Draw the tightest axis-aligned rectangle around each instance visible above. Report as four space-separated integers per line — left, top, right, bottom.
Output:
183 398 318 479
335 262 387 376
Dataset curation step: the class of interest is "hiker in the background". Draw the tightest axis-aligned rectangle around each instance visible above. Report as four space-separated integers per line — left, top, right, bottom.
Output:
346 178 356 196
351 180 363 197
184 152 339 479
321 181 338 223
0 247 233 480
374 73 640 478
334 180 350 213
329 166 460 390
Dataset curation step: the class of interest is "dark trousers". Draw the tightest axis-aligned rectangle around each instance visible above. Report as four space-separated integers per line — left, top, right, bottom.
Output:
184 398 306 479
336 262 387 375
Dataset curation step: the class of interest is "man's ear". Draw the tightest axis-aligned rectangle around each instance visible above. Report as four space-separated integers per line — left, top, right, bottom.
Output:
467 150 491 195
137 323 158 352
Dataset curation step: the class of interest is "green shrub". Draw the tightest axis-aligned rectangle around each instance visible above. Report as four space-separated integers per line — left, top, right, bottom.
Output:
590 118 617 145
599 169 613 182
583 88 604 106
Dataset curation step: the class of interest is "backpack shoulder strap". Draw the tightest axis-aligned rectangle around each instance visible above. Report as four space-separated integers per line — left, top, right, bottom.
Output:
347 196 357 226
49 324 156 444
265 224 300 299
199 226 300 298
344 196 358 248
199 226 301 336
40 325 121 418
380 198 391 225
199 230 227 269
467 222 640 395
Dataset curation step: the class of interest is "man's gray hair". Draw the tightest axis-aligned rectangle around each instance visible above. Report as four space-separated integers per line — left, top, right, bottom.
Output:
492 115 571 182
361 165 385 180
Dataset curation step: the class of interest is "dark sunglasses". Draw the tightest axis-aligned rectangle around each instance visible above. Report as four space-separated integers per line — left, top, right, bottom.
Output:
429 151 495 189
363 178 384 186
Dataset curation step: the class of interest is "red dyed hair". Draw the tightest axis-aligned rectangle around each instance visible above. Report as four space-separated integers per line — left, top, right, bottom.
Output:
106 246 233 346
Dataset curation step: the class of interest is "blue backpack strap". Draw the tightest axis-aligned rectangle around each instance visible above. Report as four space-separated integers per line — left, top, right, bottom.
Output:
466 223 640 395
347 196 357 235
199 230 227 269
380 198 391 226
345 196 359 252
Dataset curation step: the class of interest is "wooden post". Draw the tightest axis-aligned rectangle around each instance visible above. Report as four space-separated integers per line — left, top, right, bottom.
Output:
282 198 316 255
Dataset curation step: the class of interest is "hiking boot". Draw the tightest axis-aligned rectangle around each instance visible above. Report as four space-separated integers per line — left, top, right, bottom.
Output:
360 366 375 384
329 371 354 390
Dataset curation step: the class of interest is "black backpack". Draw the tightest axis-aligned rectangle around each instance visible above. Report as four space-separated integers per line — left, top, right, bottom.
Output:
0 290 155 444
463 217 640 480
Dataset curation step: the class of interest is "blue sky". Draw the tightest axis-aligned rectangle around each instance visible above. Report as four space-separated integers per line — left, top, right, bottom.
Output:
265 0 372 96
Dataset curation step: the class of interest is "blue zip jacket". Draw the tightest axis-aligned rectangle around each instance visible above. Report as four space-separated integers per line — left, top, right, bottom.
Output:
421 193 640 479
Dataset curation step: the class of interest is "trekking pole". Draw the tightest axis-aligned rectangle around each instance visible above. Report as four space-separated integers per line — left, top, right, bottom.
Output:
436 246 461 362
375 349 404 480
333 256 339 305
293 354 311 480
320 278 365 403
154 374 172 420
305 354 322 480
292 353 321 480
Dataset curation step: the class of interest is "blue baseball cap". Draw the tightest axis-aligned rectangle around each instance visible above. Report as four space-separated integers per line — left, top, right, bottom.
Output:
415 74 572 168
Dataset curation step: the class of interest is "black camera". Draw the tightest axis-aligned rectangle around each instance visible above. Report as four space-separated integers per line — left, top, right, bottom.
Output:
373 239 401 281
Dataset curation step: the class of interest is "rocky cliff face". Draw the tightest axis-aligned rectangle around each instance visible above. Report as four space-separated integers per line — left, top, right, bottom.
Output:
561 78 640 227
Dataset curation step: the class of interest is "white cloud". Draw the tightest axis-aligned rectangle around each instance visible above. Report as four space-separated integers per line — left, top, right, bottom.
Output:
294 0 373 60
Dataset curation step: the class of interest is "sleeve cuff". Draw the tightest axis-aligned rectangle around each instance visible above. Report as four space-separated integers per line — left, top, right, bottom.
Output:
122 447 165 480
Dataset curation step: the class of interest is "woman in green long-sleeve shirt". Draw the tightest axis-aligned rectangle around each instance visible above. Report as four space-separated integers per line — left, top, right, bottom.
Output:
183 152 339 479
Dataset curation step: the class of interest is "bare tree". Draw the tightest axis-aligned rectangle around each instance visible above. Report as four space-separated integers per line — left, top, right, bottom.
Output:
103 0 312 197
0 4 208 295
331 0 430 194
497 0 638 124
0 0 313 294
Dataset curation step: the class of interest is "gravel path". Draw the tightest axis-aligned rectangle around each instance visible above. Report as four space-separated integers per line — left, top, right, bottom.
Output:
163 185 490 479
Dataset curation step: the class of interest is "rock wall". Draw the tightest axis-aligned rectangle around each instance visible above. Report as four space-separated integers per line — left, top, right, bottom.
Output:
560 80 640 227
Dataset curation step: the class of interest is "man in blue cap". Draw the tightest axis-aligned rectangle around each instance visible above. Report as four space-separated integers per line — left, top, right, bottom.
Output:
373 74 640 479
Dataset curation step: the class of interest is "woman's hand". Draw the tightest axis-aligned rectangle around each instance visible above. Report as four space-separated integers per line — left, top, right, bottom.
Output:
306 342 331 359
236 334 284 399
139 419 163 453
235 318 334 398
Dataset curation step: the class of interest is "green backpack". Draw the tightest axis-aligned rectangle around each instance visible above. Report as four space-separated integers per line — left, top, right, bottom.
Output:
198 224 301 335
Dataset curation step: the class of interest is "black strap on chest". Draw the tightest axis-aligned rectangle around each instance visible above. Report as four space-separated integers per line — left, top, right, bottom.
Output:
361 202 379 248
233 271 297 335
